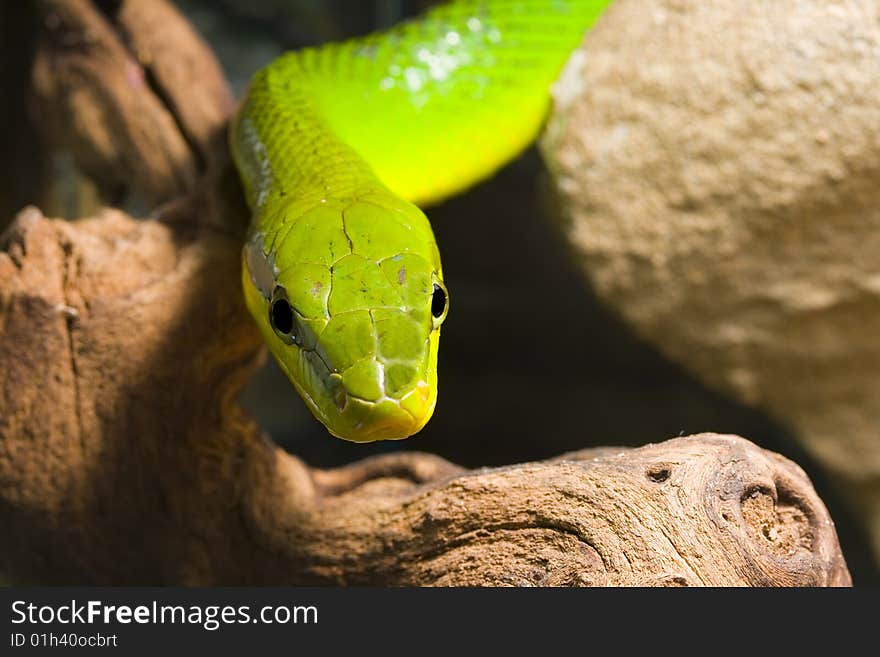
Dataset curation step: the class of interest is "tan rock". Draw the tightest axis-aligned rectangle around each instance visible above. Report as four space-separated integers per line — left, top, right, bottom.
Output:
542 0 880 560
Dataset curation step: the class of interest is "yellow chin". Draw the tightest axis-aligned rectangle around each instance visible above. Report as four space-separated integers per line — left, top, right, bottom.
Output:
325 379 437 442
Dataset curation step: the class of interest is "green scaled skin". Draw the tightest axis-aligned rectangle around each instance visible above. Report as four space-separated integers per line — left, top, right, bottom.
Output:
231 0 611 442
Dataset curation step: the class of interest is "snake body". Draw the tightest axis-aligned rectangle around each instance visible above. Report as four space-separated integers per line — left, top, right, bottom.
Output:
231 0 610 442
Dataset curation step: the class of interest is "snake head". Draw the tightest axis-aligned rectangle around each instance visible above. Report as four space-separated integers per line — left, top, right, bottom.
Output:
242 193 447 442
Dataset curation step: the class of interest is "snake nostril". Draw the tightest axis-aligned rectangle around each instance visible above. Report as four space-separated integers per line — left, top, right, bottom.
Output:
333 384 348 412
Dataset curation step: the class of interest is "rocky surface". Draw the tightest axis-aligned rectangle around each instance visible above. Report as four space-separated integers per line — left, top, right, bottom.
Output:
542 0 880 563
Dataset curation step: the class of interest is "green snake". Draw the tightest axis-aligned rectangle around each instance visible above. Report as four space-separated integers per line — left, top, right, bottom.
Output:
230 0 610 442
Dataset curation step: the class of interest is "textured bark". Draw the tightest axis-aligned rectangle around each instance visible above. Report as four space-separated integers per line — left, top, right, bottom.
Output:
0 209 852 585
541 0 880 564
0 0 852 586
31 0 232 205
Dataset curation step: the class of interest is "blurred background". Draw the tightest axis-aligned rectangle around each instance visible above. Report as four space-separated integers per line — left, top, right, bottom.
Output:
1 0 875 584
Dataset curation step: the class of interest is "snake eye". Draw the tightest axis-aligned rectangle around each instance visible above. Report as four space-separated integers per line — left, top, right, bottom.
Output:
271 298 294 334
431 282 448 322
269 287 298 343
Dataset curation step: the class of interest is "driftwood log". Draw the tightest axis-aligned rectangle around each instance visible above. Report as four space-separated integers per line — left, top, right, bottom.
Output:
0 0 852 586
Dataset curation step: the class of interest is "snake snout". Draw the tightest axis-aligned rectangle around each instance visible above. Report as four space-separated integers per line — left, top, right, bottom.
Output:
324 358 436 442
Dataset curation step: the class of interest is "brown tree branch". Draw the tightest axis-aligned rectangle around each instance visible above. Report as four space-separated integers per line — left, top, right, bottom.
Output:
0 0 851 586
31 0 232 205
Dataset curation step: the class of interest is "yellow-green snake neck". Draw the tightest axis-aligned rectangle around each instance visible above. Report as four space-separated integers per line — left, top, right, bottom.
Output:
231 0 611 442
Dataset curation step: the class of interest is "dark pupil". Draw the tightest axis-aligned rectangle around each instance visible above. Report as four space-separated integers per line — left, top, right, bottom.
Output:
431 283 447 319
270 298 294 335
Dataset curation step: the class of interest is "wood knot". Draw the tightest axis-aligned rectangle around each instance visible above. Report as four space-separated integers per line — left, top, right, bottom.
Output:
646 464 671 483
740 487 813 557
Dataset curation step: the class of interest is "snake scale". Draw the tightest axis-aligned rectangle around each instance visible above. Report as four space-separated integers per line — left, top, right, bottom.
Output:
230 0 610 441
